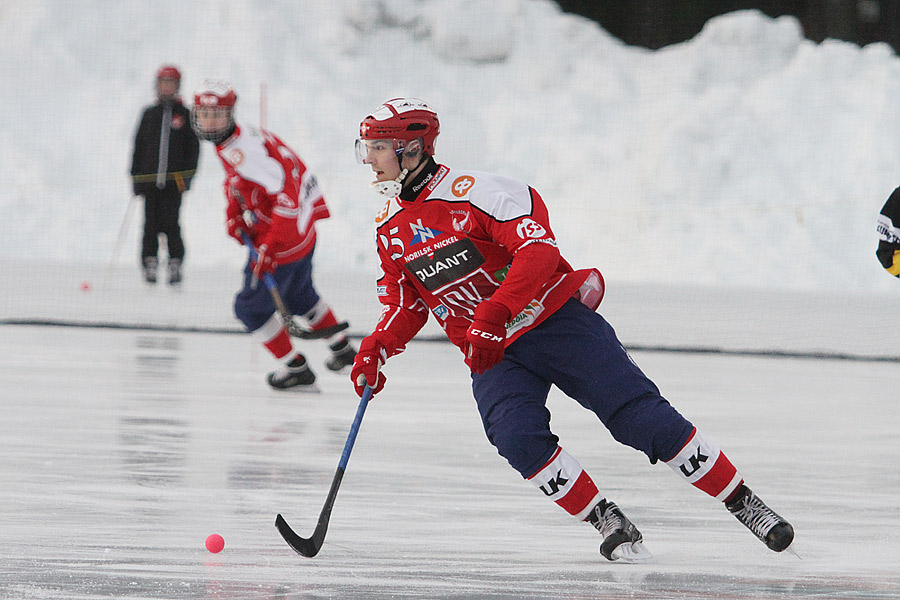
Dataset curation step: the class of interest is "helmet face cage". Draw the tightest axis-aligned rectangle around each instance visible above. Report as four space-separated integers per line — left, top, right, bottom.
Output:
191 81 237 143
191 105 234 142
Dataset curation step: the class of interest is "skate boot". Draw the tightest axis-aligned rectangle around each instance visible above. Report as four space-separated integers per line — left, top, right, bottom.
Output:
325 338 357 372
167 258 183 286
725 485 794 552
267 354 318 392
587 499 651 562
142 257 158 284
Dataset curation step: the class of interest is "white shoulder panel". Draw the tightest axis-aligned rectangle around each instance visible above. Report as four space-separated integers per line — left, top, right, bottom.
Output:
222 126 285 194
435 169 532 222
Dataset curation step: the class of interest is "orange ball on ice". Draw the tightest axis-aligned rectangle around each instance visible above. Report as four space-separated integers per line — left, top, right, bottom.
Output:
205 533 225 553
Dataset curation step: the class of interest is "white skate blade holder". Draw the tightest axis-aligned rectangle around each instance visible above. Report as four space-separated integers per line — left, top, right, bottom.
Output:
606 540 652 563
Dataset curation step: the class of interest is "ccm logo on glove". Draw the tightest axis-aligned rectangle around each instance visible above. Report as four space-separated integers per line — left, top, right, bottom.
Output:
469 329 504 342
465 301 510 374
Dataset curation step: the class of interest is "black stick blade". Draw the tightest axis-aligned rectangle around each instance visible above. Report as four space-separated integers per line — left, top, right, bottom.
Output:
275 513 323 558
287 320 350 340
275 467 345 558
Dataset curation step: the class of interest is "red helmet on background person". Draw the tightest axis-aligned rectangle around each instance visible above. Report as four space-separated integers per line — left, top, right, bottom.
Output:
155 65 182 101
358 98 440 156
190 80 238 144
156 65 182 81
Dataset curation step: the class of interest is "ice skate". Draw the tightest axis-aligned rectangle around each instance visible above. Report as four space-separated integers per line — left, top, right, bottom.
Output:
325 338 356 372
142 257 158 284
167 258 183 286
725 485 794 552
587 499 651 562
267 355 319 392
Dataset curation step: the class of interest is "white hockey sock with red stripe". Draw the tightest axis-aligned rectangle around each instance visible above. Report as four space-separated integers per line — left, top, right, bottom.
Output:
665 427 743 501
254 313 292 359
303 299 339 330
526 446 602 521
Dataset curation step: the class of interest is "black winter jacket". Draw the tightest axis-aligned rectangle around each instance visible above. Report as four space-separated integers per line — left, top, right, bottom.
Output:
130 98 200 196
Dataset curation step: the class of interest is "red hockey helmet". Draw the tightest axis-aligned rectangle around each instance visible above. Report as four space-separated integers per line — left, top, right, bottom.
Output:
191 80 238 143
193 80 237 108
359 98 440 156
156 65 182 81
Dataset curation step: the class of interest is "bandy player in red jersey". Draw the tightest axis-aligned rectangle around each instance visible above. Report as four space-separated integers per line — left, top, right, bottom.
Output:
190 81 355 391
349 98 794 561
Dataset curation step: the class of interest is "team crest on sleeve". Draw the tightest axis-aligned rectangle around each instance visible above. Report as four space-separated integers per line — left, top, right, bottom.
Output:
516 218 546 239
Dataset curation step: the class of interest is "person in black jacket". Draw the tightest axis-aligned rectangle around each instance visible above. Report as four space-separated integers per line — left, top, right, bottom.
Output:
877 186 900 278
130 65 200 285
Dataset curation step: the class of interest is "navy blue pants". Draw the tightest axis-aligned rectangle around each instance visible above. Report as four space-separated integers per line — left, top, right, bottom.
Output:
471 299 694 478
233 249 321 332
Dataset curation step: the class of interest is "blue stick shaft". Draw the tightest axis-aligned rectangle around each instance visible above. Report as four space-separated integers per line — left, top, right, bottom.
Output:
339 385 372 470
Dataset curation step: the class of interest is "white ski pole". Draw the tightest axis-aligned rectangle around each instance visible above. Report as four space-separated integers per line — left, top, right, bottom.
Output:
105 195 140 281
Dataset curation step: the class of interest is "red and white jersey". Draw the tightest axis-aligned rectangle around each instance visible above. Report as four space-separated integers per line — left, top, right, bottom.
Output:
215 124 329 263
372 162 604 358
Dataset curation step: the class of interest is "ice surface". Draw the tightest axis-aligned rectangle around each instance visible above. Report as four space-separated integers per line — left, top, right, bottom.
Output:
1 324 898 599
2 2 900 597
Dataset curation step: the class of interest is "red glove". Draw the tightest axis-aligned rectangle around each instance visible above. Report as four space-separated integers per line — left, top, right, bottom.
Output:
226 216 245 244
465 301 510 374
350 334 388 397
252 242 277 281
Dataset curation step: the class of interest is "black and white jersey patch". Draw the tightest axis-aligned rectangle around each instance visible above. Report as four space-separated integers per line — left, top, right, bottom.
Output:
404 237 485 292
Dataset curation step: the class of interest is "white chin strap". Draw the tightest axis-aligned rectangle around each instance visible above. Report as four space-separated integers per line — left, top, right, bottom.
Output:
371 168 408 197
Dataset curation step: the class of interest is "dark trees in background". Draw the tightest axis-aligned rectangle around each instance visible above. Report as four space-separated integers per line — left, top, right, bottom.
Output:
552 0 900 53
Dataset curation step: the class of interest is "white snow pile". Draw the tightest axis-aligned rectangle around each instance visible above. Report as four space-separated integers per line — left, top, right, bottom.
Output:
2 0 900 293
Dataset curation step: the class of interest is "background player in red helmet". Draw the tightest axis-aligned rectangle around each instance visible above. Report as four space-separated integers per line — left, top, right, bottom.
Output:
350 97 794 561
191 80 355 391
130 64 199 285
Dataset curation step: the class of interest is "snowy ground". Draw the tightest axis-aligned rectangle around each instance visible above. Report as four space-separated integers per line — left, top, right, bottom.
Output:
5 3 900 294
1 322 899 599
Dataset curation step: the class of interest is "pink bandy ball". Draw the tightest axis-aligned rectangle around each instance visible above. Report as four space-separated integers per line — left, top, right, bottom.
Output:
205 533 225 553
